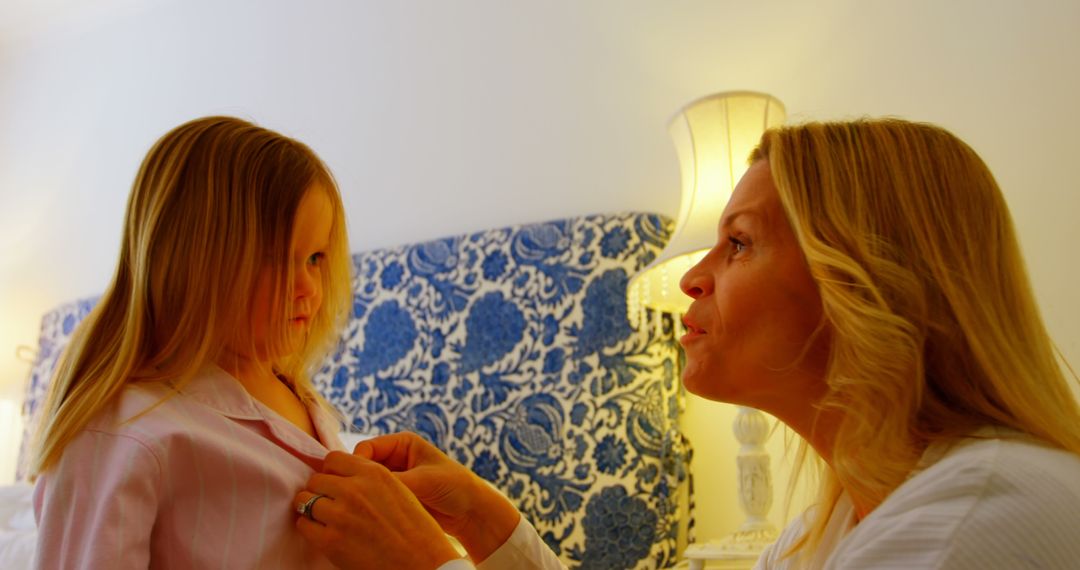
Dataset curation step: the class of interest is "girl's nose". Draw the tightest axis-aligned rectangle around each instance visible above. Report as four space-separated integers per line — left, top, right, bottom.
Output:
295 265 318 299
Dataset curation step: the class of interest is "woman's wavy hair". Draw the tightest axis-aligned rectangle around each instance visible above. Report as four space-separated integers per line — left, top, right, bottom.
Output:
753 118 1080 553
31 116 352 477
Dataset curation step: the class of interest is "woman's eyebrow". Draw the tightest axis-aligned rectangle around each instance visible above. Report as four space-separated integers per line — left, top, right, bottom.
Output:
720 209 764 229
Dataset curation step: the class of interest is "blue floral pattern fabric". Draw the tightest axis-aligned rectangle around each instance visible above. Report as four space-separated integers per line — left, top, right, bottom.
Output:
17 296 99 481
315 213 689 569
19 213 691 570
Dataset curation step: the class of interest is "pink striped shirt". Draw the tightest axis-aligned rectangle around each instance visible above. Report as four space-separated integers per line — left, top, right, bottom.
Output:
33 364 344 569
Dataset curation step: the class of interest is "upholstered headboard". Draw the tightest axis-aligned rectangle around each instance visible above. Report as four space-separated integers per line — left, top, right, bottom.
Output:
18 295 99 479
20 212 691 570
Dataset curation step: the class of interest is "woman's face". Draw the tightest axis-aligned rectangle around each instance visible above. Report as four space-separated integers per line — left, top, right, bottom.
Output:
247 185 333 361
679 161 829 415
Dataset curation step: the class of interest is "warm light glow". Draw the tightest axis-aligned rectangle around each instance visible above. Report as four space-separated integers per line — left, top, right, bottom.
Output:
626 249 707 327
0 398 22 484
629 92 785 326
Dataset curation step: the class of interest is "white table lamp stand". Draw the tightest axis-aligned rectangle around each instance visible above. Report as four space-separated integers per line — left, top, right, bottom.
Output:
684 406 778 569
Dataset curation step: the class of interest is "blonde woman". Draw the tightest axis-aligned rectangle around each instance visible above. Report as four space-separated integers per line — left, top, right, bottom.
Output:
28 116 401 568
294 119 1080 569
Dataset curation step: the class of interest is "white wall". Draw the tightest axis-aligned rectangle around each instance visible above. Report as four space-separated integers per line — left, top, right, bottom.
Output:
1 0 1078 542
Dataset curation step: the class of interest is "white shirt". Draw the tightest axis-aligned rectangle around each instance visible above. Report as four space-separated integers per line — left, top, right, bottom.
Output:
437 516 566 570
439 428 1080 570
756 428 1080 569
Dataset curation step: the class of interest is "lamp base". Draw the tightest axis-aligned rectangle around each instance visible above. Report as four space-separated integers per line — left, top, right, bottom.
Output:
685 519 778 562
715 518 778 557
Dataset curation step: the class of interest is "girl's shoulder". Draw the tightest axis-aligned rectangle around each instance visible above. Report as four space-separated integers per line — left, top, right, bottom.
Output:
83 380 188 442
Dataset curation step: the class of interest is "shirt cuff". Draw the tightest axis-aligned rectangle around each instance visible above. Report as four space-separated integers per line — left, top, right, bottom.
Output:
476 515 565 570
436 559 476 570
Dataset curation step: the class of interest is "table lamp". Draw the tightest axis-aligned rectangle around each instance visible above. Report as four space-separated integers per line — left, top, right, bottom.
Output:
627 91 786 566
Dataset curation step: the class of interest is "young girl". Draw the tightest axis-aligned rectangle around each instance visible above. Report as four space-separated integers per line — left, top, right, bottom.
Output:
30 116 353 568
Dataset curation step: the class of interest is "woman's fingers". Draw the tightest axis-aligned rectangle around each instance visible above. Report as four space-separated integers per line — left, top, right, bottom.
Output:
321 450 368 477
321 445 427 479
298 468 383 524
294 455 463 569
293 490 340 526
295 509 352 560
353 432 433 470
295 510 330 543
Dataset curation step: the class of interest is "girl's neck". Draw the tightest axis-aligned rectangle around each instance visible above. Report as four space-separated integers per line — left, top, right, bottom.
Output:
216 352 317 439
216 353 279 391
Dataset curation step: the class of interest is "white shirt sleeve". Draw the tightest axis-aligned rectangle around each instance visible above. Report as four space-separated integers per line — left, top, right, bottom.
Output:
475 516 567 570
434 517 566 570
436 560 477 570
33 430 160 569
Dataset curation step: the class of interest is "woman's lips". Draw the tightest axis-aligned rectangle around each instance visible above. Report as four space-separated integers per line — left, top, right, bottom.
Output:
680 316 706 345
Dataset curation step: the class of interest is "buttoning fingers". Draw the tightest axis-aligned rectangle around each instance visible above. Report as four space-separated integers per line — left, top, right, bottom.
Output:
294 490 334 525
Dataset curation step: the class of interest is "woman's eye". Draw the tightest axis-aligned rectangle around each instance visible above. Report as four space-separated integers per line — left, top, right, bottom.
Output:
728 236 746 254
308 252 326 266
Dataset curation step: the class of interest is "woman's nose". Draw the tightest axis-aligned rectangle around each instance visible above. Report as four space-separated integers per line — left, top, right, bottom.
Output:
680 253 713 300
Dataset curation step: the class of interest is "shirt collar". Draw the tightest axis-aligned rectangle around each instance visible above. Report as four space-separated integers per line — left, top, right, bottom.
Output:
174 362 344 454
175 362 265 420
910 425 1017 477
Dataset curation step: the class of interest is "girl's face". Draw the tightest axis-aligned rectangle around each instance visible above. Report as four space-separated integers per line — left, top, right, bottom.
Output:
678 161 830 417
247 185 334 362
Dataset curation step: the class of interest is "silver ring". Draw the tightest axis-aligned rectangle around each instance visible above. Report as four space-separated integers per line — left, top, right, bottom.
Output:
297 493 327 521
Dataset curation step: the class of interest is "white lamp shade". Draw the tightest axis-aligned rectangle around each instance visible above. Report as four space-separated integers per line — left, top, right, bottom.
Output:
629 92 786 320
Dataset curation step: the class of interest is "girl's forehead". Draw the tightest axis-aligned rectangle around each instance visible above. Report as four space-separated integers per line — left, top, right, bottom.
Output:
292 187 334 247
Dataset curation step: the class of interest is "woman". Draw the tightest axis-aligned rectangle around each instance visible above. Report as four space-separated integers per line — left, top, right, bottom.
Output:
295 118 1080 569
31 116 361 568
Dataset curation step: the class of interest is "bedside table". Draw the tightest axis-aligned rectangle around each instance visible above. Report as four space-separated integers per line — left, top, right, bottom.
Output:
683 542 759 570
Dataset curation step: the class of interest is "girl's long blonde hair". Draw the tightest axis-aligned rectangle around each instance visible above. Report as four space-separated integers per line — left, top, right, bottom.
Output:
31 116 352 477
753 118 1080 553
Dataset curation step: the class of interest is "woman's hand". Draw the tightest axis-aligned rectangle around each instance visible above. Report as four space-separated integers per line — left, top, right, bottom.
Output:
354 432 522 563
294 451 461 570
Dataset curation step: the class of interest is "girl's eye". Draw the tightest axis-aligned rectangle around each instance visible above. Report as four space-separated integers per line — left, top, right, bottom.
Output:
308 252 326 266
728 236 747 255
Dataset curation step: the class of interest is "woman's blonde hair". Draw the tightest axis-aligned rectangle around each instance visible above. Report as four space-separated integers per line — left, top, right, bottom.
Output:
753 118 1080 553
31 116 352 477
